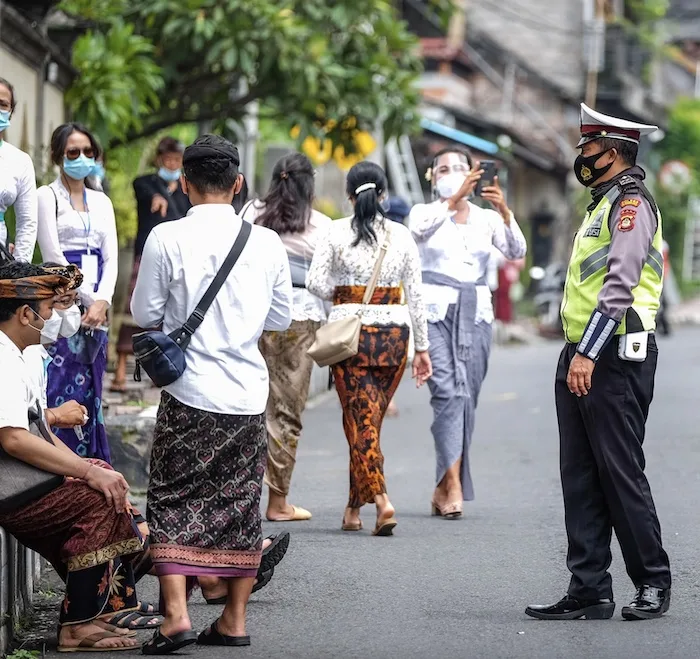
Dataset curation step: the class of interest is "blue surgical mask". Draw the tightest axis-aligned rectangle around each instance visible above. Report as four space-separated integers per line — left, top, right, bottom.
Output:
0 110 10 132
63 154 96 181
379 197 391 213
159 167 181 183
90 162 105 181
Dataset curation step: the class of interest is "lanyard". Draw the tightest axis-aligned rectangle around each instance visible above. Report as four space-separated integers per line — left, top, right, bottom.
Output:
68 188 91 254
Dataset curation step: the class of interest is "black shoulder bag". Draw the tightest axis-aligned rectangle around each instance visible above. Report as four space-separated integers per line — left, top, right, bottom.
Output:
132 221 252 387
0 408 65 514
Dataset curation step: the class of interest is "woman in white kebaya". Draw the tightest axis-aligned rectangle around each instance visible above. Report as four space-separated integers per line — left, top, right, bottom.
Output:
409 147 527 518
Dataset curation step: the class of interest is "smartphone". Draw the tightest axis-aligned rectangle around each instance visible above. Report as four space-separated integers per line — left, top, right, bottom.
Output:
475 160 498 196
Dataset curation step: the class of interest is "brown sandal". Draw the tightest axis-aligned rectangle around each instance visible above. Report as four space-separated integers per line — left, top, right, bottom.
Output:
372 516 397 536
58 630 138 652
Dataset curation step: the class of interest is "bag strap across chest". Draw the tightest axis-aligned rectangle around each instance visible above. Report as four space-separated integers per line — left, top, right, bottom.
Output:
169 220 252 350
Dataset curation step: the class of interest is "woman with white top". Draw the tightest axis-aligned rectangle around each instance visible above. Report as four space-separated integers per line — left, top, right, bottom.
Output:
241 153 331 523
409 147 527 518
37 123 118 462
0 77 38 262
308 161 432 536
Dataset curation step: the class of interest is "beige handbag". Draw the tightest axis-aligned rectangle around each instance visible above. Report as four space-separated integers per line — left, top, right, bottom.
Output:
308 229 391 367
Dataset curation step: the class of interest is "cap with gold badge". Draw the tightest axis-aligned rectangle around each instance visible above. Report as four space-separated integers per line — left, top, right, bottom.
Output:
577 103 658 148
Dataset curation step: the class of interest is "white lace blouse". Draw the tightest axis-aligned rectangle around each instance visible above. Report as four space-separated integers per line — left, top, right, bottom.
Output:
307 216 429 352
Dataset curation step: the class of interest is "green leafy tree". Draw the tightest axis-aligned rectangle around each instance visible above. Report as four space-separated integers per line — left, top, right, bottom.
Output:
65 19 163 146
655 98 700 282
58 0 446 152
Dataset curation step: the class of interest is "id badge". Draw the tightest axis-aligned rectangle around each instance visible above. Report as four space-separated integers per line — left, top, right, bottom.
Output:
618 331 648 362
81 253 99 286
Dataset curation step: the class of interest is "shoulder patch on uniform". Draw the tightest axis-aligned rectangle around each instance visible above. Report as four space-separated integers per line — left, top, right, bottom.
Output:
620 198 641 208
618 215 635 232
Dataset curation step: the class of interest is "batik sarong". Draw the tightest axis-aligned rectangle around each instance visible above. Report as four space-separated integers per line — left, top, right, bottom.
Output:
260 319 320 496
331 285 408 508
147 391 266 578
0 459 145 625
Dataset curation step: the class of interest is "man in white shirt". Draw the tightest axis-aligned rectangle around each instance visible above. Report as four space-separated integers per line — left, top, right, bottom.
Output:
132 135 292 651
0 260 145 652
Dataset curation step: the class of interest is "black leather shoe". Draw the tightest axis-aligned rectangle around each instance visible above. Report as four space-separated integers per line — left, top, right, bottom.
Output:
621 586 670 620
525 595 615 620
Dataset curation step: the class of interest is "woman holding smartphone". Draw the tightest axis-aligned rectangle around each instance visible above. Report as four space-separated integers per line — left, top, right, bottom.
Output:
37 123 118 462
408 147 527 518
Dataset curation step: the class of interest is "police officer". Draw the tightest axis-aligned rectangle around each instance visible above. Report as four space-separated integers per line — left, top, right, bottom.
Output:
525 104 671 621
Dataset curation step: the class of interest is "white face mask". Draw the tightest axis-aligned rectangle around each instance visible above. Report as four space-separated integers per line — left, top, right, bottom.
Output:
29 308 62 346
57 305 82 338
435 172 468 200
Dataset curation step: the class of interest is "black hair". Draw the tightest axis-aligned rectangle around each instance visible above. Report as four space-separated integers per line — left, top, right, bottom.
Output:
346 161 388 247
431 146 474 172
50 122 103 166
257 153 315 236
0 262 48 322
0 77 16 113
596 137 638 167
183 134 240 195
232 176 249 213
157 136 184 157
153 136 184 167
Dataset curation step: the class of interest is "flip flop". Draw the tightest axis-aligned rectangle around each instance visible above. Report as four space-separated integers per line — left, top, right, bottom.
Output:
142 630 197 655
372 517 398 537
204 568 275 604
197 620 250 647
58 630 139 653
259 532 290 574
266 505 311 522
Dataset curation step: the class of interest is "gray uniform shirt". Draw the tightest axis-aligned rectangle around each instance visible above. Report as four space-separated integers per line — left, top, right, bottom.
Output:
597 193 657 322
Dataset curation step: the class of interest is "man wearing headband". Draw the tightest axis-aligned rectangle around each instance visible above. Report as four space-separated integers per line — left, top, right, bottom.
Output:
0 260 151 651
526 104 671 622
132 134 292 650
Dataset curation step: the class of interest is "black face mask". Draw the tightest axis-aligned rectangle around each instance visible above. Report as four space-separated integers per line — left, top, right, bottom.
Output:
574 149 614 187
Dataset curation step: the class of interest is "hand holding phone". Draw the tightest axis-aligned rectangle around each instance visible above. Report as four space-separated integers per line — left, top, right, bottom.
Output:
475 160 497 197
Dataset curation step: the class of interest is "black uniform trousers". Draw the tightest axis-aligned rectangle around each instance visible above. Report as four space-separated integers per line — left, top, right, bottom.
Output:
555 336 671 601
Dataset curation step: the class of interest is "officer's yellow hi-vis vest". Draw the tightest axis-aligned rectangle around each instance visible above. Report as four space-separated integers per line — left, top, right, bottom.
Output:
560 187 664 344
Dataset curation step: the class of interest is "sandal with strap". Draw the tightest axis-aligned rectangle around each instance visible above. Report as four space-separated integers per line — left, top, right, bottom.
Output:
103 610 163 631
138 601 161 615
57 630 139 653
431 499 463 519
197 620 250 647
142 630 197 655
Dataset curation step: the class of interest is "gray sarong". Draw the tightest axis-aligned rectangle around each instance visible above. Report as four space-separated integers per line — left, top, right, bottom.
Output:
423 271 492 501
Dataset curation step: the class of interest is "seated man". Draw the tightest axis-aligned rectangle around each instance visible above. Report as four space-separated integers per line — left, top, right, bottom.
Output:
0 261 148 651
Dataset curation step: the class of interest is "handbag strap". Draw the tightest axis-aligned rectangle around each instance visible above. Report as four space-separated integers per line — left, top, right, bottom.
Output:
361 225 392 306
171 220 252 347
28 406 55 446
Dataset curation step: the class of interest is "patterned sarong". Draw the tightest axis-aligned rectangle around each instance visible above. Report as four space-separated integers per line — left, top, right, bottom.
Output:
147 392 266 577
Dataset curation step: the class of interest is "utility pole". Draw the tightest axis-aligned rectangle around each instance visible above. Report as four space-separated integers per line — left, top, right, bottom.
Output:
447 0 468 51
585 0 606 108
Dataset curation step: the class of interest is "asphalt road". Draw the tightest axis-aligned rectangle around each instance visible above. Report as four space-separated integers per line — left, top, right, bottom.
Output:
45 328 700 659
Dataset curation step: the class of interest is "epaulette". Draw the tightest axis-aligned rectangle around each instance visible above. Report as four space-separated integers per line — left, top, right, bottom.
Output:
615 175 640 194
608 175 659 230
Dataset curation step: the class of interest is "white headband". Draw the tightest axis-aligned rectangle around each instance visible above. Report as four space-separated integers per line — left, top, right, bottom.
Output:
354 182 377 195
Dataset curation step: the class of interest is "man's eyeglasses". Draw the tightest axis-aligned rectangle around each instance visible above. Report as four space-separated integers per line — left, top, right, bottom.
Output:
65 146 95 160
